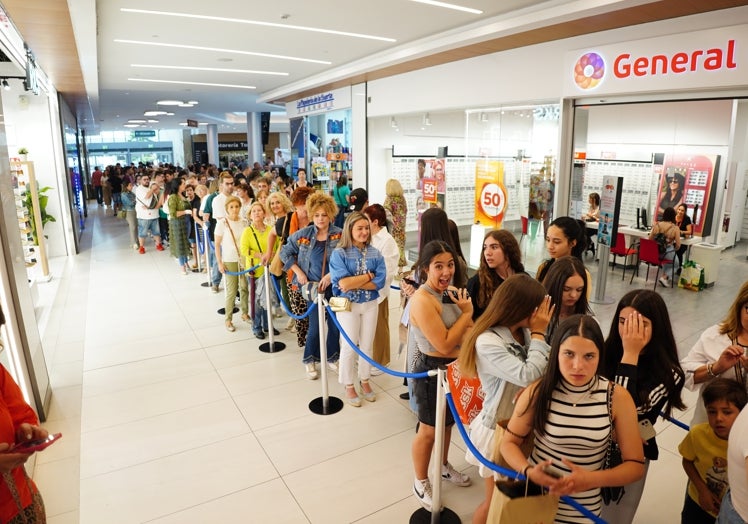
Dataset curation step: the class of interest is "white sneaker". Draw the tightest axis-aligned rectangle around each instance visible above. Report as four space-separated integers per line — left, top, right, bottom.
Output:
305 363 318 380
658 276 670 288
286 318 296 332
413 478 435 512
441 462 472 486
327 361 339 373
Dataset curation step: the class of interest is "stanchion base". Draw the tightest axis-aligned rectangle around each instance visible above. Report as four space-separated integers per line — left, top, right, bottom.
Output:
309 396 344 415
590 296 616 305
259 341 286 353
409 507 460 524
201 282 211 287
217 307 239 315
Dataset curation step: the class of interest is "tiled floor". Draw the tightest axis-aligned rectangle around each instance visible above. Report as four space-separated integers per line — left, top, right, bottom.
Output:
30 207 748 523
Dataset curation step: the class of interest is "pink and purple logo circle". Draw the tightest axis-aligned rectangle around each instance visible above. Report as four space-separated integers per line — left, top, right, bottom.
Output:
574 52 605 90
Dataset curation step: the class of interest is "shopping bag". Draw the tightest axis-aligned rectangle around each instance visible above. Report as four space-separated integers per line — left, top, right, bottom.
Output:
487 479 558 524
492 419 535 472
446 361 484 424
678 260 705 292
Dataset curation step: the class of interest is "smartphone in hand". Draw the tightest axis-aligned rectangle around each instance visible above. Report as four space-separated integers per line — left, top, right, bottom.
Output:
442 289 470 303
402 277 420 289
8 433 62 454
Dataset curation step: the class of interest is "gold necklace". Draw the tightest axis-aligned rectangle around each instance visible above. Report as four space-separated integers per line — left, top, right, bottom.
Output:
565 377 597 407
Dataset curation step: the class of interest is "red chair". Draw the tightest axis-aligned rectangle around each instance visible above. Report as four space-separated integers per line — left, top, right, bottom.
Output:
610 233 638 281
520 216 528 243
630 238 675 289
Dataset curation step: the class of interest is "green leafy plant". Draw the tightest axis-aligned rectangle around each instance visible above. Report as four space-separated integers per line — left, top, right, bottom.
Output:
24 186 56 244
18 147 28 155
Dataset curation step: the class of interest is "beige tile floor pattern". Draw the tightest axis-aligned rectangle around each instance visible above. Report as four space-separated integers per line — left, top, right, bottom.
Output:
28 206 748 523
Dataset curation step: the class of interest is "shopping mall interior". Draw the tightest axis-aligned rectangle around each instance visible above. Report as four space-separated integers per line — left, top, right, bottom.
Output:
0 1 748 523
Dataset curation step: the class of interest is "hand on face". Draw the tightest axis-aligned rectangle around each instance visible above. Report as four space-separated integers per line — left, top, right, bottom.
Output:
619 308 651 358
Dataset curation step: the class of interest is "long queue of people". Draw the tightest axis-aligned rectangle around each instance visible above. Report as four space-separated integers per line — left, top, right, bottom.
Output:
100 163 748 523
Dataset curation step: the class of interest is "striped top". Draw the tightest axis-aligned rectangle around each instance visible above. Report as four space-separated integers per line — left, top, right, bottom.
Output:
531 376 611 523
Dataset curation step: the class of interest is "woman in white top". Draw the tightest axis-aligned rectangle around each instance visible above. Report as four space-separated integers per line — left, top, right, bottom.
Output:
681 280 748 425
363 204 400 369
214 196 248 332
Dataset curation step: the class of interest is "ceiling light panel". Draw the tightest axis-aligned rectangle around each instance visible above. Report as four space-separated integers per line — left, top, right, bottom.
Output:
115 39 331 65
131 64 289 76
121 8 395 42
409 0 483 14
132 78 255 89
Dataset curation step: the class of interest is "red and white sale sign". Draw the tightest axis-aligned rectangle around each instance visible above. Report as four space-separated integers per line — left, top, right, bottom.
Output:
422 178 438 204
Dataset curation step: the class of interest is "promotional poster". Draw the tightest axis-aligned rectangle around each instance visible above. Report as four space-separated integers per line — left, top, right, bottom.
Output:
473 159 507 227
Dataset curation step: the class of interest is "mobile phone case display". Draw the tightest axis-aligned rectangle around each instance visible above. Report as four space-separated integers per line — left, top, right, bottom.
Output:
577 160 654 227
10 161 50 279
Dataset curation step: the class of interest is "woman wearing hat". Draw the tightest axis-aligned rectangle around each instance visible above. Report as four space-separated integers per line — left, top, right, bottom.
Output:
658 172 685 220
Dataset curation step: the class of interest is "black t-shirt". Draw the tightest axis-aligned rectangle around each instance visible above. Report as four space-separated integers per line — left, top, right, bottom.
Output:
109 175 123 193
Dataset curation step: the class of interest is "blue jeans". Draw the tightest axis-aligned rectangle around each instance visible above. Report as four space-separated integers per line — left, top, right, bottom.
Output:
303 298 340 364
209 243 222 287
716 491 746 524
254 306 268 334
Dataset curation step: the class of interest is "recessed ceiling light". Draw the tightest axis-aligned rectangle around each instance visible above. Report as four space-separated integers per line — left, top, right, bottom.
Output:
131 64 288 76
120 8 395 42
144 110 168 116
127 119 147 123
156 100 183 106
178 103 193 107
409 0 482 14
187 100 199 105
115 39 331 65
124 124 141 128
147 119 159 123
179 122 188 126
130 78 256 89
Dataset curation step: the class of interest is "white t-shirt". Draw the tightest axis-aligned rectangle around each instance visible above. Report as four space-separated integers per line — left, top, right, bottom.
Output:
727 405 748 520
135 185 159 220
371 228 399 303
214 218 246 263
211 193 229 221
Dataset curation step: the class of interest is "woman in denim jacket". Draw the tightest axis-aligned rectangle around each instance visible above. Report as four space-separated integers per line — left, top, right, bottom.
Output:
329 211 386 406
281 192 343 380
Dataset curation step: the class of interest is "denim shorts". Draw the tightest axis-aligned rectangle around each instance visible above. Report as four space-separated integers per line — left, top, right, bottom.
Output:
137 218 160 238
412 353 456 427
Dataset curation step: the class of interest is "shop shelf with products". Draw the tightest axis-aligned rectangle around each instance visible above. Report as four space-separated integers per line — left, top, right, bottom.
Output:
10 160 50 280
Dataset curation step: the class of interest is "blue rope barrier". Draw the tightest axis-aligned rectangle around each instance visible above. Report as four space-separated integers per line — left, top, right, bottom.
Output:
269 274 318 320
224 263 261 276
444 391 607 524
660 412 690 431
325 304 430 380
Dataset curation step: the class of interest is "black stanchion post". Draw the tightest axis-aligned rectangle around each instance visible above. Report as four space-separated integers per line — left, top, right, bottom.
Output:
309 293 343 415
410 367 460 524
259 267 285 353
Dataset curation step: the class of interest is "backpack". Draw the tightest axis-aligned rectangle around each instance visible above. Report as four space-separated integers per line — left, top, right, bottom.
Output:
653 231 668 256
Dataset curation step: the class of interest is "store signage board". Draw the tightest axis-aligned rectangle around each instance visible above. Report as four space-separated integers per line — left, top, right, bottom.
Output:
597 175 623 249
286 86 352 118
187 119 198 128
563 25 748 97
133 130 155 137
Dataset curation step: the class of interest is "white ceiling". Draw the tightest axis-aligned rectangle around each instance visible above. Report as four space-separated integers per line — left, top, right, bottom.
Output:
77 0 693 134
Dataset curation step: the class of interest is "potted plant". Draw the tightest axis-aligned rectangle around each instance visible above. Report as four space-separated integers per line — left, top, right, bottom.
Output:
18 147 28 161
24 185 56 244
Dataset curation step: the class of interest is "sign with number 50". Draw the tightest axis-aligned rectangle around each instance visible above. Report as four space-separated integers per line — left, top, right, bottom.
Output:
474 160 507 227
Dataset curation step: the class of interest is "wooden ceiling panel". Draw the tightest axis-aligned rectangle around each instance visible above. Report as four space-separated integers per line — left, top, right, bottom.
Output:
1 0 87 117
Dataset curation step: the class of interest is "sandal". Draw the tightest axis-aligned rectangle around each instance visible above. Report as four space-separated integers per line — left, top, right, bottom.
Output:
225 321 236 332
241 314 251 323
345 385 361 407
360 380 376 402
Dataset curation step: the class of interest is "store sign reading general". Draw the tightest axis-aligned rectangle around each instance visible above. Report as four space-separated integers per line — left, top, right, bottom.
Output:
563 25 747 97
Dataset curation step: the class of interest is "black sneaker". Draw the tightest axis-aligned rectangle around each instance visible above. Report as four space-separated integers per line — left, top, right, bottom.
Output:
254 331 266 339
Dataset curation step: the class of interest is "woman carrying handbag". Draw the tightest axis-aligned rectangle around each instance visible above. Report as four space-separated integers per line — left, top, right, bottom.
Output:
215 196 248 332
329 211 386 406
